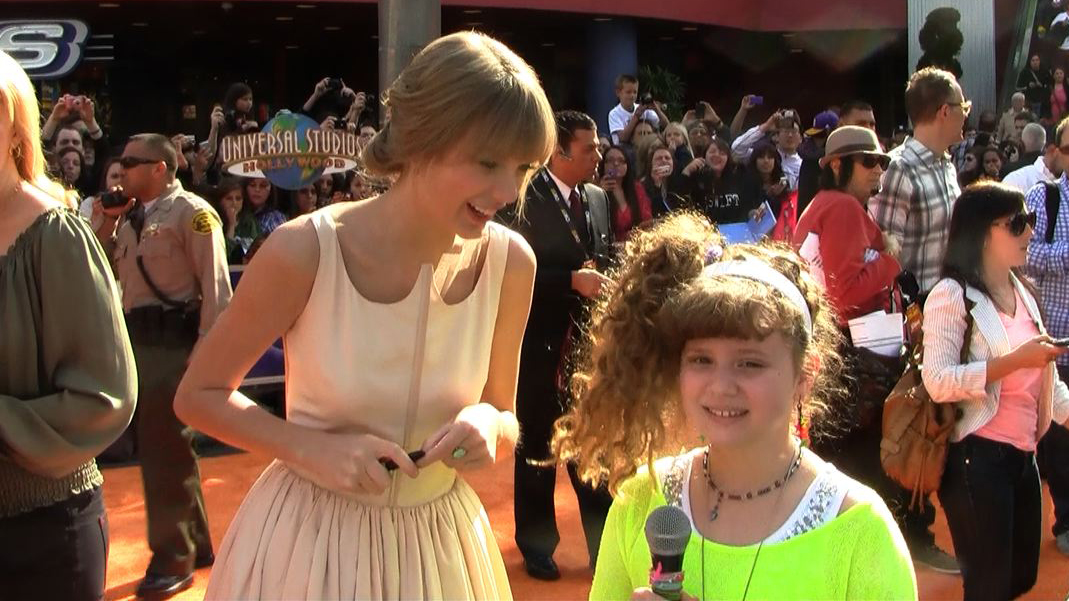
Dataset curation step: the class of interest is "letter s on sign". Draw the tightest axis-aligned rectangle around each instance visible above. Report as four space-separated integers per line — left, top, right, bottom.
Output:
0 20 89 79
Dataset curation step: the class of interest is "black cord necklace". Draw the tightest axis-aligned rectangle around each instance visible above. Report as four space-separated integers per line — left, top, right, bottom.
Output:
702 444 802 522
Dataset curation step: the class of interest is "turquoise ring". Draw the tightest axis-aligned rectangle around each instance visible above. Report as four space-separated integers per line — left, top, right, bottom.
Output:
452 447 468 460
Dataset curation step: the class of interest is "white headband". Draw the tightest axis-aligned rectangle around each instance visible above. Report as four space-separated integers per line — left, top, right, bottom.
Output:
701 260 813 334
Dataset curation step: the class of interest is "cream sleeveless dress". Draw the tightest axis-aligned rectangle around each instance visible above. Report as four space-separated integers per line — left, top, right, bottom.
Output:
205 211 513 600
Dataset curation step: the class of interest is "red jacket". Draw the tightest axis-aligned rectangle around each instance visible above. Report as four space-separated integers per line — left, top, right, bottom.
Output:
793 189 901 323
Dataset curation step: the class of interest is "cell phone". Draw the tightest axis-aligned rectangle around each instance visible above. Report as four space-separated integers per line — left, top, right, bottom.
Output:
380 449 426 471
654 164 672 177
696 103 706 119
751 95 764 106
1052 338 1069 347
326 78 343 91
779 176 789 188
640 92 654 106
606 169 619 179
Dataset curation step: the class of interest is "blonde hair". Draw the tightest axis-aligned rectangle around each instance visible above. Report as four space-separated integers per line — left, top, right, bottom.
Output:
0 51 75 208
633 131 664 181
552 213 845 493
363 32 555 200
663 121 693 157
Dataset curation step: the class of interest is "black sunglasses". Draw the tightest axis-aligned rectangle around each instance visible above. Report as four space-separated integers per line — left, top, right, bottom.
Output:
855 153 891 170
119 156 160 169
1001 211 1037 236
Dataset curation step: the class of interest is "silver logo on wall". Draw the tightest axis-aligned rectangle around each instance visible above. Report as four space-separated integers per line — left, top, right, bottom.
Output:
0 20 90 79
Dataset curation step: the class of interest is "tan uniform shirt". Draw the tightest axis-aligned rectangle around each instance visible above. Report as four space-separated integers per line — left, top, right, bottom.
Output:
111 181 232 335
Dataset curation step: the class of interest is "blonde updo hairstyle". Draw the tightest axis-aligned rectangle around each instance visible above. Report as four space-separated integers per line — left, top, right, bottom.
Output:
552 212 845 493
0 51 76 208
362 32 555 202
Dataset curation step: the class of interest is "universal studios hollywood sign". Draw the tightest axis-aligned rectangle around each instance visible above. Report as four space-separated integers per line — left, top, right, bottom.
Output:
220 111 361 190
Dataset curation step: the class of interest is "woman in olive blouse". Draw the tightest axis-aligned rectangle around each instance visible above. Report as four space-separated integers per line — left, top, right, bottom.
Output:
0 52 136 600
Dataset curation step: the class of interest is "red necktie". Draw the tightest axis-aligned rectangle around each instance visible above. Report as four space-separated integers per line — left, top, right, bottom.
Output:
568 189 590 248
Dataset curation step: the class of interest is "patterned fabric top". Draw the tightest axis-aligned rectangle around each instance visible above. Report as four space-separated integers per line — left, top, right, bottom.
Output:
660 448 849 544
869 137 960 294
1025 173 1069 365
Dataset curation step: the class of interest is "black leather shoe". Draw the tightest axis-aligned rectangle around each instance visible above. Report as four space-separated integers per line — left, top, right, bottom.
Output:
135 573 194 599
194 550 215 569
523 554 561 581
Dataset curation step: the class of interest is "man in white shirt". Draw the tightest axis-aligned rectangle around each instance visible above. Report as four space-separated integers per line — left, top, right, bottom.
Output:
1004 124 1060 192
607 74 666 145
731 109 803 189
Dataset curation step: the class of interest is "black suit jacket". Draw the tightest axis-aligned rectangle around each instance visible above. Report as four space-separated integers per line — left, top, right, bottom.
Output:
500 167 614 394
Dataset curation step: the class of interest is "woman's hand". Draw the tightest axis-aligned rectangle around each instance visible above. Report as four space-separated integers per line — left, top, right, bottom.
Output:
1009 335 1067 370
683 158 705 176
764 181 786 197
600 174 619 192
418 403 503 472
320 116 337 130
210 106 226 131
292 430 418 495
881 231 902 258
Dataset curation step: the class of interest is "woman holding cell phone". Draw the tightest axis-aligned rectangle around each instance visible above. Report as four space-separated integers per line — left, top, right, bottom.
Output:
922 181 1069 600
599 144 652 240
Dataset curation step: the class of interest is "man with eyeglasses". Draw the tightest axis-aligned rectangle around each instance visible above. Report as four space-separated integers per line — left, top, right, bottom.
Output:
94 134 232 598
869 66 967 575
1025 115 1069 557
730 108 803 190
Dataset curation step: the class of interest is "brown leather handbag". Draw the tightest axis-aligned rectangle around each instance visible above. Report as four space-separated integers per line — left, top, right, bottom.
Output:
880 295 974 508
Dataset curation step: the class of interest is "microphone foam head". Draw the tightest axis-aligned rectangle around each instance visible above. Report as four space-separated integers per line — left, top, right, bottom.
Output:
645 505 692 556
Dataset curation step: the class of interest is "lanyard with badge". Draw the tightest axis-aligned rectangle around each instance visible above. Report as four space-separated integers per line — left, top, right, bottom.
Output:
540 169 593 254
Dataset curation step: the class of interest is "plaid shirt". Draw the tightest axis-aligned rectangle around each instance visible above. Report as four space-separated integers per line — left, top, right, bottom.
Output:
1025 173 1069 365
868 137 960 293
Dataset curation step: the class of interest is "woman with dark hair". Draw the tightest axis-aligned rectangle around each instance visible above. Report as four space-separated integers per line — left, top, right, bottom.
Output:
959 146 999 188
1053 67 1068 122
221 82 257 135
922 181 1069 600
80 157 123 229
205 82 258 180
681 136 750 224
56 146 93 198
742 142 789 218
599 145 652 240
1017 54 1051 118
242 177 286 236
212 177 260 264
291 184 318 218
642 142 686 217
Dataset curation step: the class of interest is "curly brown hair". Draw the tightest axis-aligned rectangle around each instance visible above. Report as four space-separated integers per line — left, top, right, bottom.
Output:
551 212 845 493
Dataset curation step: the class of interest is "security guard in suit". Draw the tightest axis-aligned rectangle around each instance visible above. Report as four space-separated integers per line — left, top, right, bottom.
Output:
95 133 232 599
500 110 615 581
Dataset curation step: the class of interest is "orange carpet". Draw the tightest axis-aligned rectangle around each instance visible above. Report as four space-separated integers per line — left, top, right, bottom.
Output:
102 452 1069 600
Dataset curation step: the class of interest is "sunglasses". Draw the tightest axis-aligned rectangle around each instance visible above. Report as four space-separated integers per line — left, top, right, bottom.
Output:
119 156 160 169
998 211 1037 236
854 153 891 170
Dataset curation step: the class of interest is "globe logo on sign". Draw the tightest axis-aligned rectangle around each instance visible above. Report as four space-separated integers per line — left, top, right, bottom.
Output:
219 110 362 190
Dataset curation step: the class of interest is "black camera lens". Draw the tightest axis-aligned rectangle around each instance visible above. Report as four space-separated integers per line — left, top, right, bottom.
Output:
99 189 130 209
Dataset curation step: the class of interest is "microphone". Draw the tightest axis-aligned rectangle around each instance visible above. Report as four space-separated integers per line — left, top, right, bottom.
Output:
645 505 692 601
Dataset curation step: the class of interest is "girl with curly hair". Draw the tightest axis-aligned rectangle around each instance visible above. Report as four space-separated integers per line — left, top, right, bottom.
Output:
553 213 917 600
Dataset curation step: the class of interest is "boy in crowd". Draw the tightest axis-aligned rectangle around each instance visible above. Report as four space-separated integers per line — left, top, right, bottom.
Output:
607 74 666 145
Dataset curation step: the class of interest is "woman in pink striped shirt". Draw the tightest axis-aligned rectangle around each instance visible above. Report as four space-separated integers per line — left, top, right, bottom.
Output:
921 182 1069 600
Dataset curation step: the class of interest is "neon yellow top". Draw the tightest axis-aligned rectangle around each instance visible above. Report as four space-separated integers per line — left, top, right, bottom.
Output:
589 455 918 600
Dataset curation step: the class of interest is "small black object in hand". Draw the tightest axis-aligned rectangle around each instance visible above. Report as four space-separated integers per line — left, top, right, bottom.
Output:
380 449 426 471
100 188 131 209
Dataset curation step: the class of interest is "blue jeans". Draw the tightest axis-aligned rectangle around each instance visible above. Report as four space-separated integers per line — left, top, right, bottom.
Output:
938 435 1041 600
0 486 108 600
